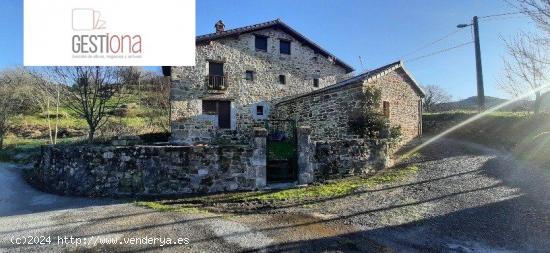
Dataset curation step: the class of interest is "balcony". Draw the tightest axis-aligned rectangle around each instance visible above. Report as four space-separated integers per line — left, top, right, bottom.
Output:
206 75 228 91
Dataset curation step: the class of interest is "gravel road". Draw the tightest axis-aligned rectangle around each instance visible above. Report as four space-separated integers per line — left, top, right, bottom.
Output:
1 138 549 252
267 138 550 253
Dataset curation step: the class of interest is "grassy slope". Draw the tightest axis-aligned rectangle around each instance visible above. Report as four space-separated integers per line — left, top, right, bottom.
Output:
1 94 167 162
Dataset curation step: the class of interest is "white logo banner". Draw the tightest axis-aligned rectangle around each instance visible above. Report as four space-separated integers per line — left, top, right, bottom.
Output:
24 0 195 66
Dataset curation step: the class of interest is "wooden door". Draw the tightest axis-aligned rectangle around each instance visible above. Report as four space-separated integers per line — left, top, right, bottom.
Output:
218 101 231 129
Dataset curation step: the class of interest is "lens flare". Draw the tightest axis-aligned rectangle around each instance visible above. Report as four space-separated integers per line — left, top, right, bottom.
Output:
404 84 550 158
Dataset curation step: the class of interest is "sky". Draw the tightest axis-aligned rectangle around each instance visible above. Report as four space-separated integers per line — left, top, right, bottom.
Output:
0 0 538 100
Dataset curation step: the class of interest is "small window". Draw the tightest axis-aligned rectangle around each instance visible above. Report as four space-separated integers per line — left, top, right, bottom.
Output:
313 78 319 88
280 40 291 55
383 101 390 117
278 75 286 85
245 70 254 81
256 106 264 116
255 35 268 51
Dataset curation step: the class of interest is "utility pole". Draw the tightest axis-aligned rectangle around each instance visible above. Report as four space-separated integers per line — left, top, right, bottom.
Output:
473 16 485 111
458 16 485 111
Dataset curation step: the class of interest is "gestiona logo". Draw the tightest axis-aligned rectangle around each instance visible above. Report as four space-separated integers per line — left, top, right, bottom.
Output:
71 8 142 58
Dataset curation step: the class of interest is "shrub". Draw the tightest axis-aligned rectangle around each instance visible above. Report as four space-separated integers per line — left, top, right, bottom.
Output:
348 86 392 139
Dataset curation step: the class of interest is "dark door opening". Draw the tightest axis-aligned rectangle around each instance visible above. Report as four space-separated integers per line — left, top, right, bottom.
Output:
265 120 298 183
202 100 231 129
218 101 231 129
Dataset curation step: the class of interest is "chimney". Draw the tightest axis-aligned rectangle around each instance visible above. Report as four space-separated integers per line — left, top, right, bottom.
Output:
215 20 225 33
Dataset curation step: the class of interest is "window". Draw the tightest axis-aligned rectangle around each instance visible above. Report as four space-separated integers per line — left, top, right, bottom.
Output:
209 62 224 76
383 101 390 118
278 75 286 85
245 70 254 81
313 78 319 88
256 106 264 116
255 35 268 51
208 61 225 90
202 100 231 129
280 40 291 55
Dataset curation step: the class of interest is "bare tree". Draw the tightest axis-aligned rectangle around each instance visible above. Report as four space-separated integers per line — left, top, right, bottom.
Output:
498 34 549 114
17 68 63 144
510 0 550 36
44 67 124 142
422 84 452 112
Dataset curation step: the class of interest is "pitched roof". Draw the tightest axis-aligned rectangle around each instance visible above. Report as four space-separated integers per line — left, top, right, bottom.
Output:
196 19 354 73
277 61 425 104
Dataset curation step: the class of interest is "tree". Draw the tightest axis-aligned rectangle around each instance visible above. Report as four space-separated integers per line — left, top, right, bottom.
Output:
422 84 451 112
44 67 124 142
497 34 549 114
510 0 550 36
499 0 550 113
0 70 35 149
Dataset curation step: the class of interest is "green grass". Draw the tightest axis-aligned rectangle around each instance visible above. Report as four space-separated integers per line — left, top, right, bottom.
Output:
137 165 419 213
135 201 210 214
268 140 296 160
0 136 84 163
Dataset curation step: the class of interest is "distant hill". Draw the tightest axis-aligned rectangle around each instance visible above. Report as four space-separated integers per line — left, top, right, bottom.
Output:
432 96 533 112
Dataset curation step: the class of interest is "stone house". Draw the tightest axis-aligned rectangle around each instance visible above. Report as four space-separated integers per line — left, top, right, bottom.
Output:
164 19 424 145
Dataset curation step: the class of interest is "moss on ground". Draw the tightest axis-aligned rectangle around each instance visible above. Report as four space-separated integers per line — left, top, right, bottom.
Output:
135 201 210 214
137 165 419 213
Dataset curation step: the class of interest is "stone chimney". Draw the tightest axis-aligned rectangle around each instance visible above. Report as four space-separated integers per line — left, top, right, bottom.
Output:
215 20 225 33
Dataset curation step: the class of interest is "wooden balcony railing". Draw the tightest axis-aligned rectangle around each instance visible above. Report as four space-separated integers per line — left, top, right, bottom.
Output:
206 75 228 91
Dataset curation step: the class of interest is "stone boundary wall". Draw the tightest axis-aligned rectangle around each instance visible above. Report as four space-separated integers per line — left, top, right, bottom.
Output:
296 126 389 183
313 139 388 180
31 127 388 197
32 129 267 197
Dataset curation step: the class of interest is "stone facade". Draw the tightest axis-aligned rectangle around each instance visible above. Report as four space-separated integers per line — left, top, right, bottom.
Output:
170 24 352 144
273 82 365 141
168 20 423 145
273 66 424 143
367 68 423 142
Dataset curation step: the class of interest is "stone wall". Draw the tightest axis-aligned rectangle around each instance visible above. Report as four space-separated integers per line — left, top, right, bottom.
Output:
31 127 389 196
32 130 267 197
170 27 352 144
313 139 388 180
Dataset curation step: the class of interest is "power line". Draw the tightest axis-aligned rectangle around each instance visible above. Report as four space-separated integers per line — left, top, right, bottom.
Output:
398 29 464 59
392 9 547 65
404 41 474 63
479 9 549 19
